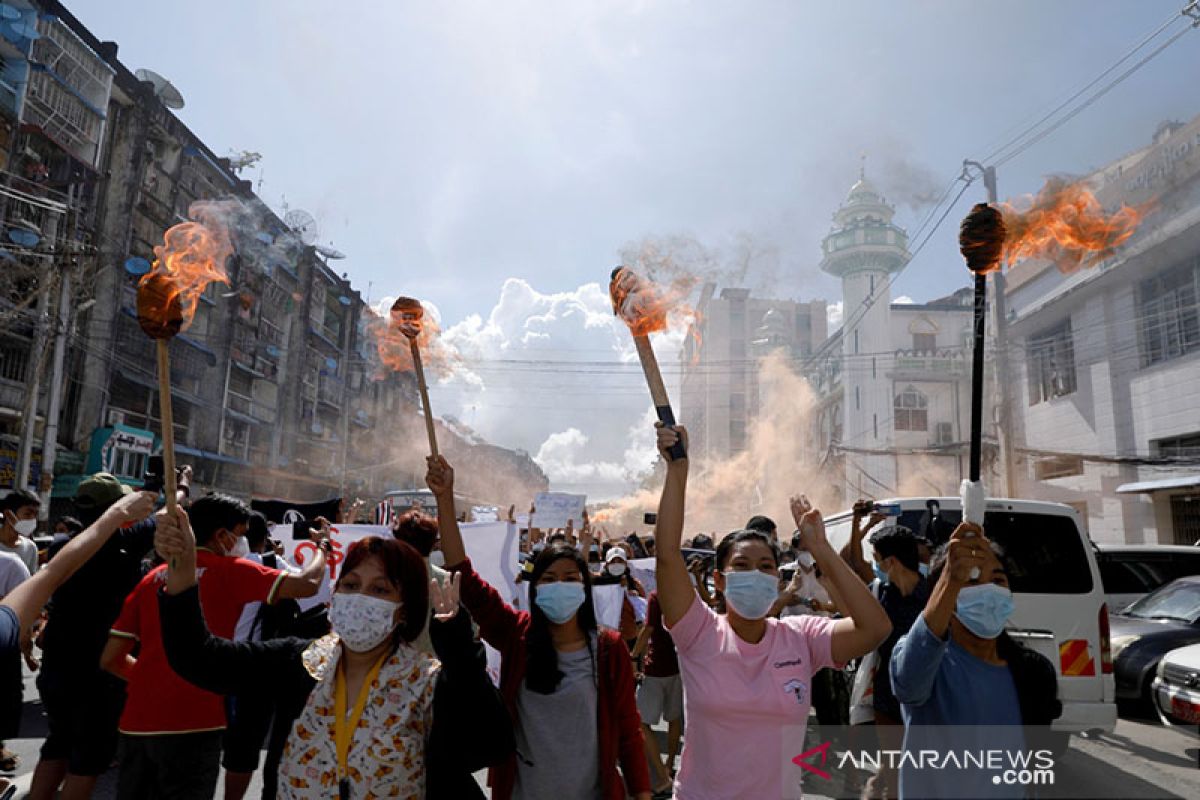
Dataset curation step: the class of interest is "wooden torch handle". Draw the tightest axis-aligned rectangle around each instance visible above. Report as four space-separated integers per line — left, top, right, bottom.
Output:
156 339 179 514
410 339 439 458
633 335 686 460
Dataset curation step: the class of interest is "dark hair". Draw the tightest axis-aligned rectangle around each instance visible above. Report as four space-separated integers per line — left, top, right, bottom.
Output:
525 543 597 694
1 489 40 516
927 538 1013 587
337 536 429 648
715 529 782 571
246 511 270 550
869 525 921 573
188 494 252 547
744 515 777 535
547 532 567 544
392 509 438 557
54 516 84 535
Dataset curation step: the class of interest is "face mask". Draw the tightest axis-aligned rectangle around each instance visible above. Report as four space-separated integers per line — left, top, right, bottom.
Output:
873 562 890 584
954 584 1014 640
918 563 930 578
607 563 627 576
429 550 446 568
797 551 815 569
227 535 251 559
13 518 37 537
330 593 401 652
721 569 779 620
535 581 585 624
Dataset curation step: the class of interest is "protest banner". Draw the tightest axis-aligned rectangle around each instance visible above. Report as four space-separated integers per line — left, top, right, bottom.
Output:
592 584 625 629
531 492 586 528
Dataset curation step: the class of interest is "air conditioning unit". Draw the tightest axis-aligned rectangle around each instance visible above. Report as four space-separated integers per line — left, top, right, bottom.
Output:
934 422 954 446
106 409 126 427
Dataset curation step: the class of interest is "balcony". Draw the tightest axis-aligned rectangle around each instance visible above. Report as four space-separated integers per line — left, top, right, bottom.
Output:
226 390 276 425
317 375 344 409
891 349 966 377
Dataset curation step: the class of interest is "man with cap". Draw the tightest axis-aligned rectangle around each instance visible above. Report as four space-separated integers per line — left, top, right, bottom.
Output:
595 548 648 649
26 471 184 800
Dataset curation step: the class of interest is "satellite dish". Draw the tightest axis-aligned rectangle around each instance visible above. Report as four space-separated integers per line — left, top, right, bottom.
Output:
124 256 152 276
314 244 346 260
254 232 274 245
8 228 39 247
10 21 38 40
135 68 185 110
337 295 351 306
0 6 22 21
283 209 318 245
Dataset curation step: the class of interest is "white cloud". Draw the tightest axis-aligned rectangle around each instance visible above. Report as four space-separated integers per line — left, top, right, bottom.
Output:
894 295 915 304
826 301 843 331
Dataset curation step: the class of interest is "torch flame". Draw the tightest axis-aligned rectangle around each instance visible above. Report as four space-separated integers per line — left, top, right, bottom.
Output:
609 266 698 338
371 297 456 376
1000 178 1146 274
138 204 234 335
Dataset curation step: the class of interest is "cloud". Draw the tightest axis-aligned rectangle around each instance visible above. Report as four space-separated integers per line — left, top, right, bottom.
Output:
827 301 843 331
894 295 914 304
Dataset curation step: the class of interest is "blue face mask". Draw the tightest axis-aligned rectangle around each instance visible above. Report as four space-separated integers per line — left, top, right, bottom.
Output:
873 561 890 584
918 563 930 578
722 569 779 620
954 583 1014 639
535 581 585 624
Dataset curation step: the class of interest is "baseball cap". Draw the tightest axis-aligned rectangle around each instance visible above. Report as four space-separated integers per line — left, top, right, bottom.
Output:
605 548 627 563
74 472 132 511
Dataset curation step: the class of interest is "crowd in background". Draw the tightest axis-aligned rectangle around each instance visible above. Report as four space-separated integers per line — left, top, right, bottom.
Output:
0 420 1061 799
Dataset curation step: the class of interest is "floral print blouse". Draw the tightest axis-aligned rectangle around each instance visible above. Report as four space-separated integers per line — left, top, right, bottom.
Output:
278 633 441 799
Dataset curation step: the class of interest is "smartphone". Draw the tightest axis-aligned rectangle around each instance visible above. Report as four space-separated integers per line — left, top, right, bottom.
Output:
873 502 903 517
142 455 165 495
292 519 311 540
779 566 797 582
643 512 658 525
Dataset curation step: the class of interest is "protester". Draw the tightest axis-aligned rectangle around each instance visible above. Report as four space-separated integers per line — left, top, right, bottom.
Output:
840 499 888 585
890 522 1061 799
431 455 651 800
100 494 326 800
686 555 718 609
0 550 30 774
594 548 647 650
154 506 513 799
653 422 891 799
1 489 40 574
862 524 930 800
631 591 683 798
392 507 450 655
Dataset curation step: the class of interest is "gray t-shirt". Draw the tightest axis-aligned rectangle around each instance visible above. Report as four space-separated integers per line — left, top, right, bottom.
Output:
513 636 601 800
0 536 37 575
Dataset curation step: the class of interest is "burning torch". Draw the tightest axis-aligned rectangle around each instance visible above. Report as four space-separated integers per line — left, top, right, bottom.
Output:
136 208 233 547
390 297 439 458
610 267 686 461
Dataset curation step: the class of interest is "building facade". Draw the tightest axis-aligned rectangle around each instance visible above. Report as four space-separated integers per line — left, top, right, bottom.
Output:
1005 116 1200 545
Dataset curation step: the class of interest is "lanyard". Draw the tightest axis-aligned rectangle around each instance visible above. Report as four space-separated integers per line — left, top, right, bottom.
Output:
334 653 388 799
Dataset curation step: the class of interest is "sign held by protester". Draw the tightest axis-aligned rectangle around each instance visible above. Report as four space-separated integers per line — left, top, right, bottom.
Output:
531 492 586 528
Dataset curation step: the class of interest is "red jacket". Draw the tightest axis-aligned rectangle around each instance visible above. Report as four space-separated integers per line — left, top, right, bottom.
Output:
452 558 651 800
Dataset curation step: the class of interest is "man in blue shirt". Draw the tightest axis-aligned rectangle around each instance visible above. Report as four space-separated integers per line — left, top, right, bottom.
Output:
890 522 1060 799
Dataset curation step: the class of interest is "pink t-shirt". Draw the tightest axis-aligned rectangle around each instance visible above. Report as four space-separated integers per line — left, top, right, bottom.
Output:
667 593 838 799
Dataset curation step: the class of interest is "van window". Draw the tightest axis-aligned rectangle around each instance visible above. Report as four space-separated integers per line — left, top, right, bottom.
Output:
898 509 1093 594
1099 558 1158 595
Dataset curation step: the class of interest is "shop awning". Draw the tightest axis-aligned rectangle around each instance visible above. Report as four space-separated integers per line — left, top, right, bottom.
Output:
175 444 249 466
1116 476 1200 494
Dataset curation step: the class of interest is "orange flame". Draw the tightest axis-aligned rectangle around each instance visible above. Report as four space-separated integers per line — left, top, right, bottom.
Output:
609 266 698 338
1000 178 1146 274
370 298 456 376
138 204 233 335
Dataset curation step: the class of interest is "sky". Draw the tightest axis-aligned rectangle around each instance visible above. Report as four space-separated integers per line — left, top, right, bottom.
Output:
70 0 1200 500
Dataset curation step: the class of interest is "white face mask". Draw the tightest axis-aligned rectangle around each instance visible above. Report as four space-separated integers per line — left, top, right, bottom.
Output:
13 518 37 537
607 562 627 576
330 593 402 652
227 534 251 559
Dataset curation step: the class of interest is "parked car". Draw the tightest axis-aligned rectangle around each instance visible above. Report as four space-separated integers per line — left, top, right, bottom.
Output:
825 496 1116 742
1152 642 1200 729
1095 544 1200 612
1110 576 1200 707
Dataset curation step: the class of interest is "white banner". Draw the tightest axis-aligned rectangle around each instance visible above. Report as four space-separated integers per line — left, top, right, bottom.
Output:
592 584 625 629
532 492 586 528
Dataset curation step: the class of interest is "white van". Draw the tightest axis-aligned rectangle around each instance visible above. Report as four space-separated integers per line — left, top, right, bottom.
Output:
823 496 1117 740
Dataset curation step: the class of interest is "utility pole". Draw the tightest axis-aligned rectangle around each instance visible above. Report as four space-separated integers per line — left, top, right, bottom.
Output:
38 185 79 516
979 165 1019 497
15 208 63 492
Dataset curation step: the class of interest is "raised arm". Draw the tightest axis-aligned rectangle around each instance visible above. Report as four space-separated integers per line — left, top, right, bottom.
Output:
839 500 877 585
3 491 155 636
653 423 692 627
792 496 891 665
273 517 328 600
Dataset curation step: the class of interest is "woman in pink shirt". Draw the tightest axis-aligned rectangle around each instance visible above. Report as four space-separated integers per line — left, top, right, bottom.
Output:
653 424 892 800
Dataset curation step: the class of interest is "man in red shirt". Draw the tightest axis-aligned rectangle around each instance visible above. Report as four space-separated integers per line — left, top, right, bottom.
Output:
100 494 328 800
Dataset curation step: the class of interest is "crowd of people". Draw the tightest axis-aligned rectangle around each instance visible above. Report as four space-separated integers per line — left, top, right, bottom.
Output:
0 420 1061 799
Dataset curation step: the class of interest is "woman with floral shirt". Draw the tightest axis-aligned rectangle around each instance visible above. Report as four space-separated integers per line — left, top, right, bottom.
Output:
153 506 511 799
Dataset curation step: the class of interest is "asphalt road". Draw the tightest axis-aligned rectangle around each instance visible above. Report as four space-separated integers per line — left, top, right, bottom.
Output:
5 665 1198 798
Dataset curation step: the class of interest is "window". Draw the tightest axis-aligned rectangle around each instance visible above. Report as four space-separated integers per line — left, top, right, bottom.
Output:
912 333 936 353
729 393 745 417
894 385 927 431
1154 432 1200 459
1027 320 1076 404
729 420 745 453
1033 455 1084 480
1172 495 1200 546
1139 257 1200 368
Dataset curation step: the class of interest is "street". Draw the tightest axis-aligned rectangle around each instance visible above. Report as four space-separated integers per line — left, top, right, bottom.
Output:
6 666 1199 799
